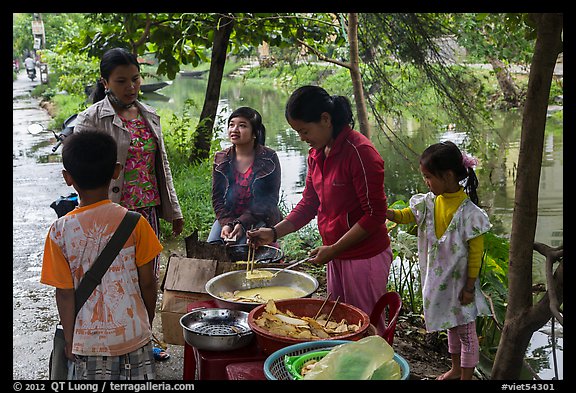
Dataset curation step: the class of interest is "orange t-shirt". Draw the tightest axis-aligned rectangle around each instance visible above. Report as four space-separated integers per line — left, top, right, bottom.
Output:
41 200 163 356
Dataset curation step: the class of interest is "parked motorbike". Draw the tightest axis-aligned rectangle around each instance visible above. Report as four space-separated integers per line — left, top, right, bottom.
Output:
51 192 79 218
26 67 36 81
28 114 79 216
25 113 80 217
52 113 78 152
51 113 79 217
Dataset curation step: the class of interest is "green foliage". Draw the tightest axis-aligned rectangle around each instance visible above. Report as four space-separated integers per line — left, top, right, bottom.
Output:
244 61 349 96
13 13 91 65
279 223 322 262
471 231 511 360
477 231 510 327
385 200 422 313
549 79 563 105
451 13 535 65
58 13 338 81
158 100 227 241
161 99 199 161
49 94 88 131
41 50 100 97
389 230 422 314
158 99 214 240
159 157 214 241
12 13 34 60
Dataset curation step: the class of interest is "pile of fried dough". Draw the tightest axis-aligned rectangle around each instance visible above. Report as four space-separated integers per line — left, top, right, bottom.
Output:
252 299 363 339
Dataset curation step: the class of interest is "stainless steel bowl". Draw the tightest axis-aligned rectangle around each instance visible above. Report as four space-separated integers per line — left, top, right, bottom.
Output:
179 308 254 351
205 268 319 312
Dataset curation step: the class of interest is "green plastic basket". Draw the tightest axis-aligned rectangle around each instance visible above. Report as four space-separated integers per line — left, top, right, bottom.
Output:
264 339 410 380
284 350 330 380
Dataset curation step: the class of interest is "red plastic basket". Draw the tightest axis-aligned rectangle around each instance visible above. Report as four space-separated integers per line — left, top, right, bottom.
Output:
247 298 371 355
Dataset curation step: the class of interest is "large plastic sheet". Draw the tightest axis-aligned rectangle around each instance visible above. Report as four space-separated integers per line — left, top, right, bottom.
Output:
303 335 401 380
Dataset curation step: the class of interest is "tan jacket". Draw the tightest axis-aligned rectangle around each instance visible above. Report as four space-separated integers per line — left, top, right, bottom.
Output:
74 96 183 222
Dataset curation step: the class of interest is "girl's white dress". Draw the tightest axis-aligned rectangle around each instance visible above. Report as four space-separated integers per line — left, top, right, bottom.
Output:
410 192 492 332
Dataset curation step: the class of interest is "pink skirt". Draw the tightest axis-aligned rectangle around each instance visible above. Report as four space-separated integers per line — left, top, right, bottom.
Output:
326 246 393 336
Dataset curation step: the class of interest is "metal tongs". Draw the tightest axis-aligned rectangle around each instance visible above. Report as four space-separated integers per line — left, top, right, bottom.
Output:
271 257 310 277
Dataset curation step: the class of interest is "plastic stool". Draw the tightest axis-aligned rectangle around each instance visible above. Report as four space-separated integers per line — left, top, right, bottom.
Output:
225 361 266 380
194 340 266 380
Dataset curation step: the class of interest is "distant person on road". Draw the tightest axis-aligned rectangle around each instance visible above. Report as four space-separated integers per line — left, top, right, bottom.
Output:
207 106 282 245
24 55 36 70
74 47 184 283
386 141 492 380
41 130 163 380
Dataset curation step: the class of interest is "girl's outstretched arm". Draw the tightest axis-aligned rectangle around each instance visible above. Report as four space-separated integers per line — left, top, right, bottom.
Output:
387 207 415 224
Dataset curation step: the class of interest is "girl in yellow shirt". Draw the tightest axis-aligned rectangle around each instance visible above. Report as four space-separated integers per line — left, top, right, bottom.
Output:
387 141 491 380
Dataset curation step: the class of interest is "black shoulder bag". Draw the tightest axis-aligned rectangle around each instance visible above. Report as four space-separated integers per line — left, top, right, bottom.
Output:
49 210 141 380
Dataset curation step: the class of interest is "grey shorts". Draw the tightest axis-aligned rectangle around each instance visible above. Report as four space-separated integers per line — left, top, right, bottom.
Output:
71 341 156 380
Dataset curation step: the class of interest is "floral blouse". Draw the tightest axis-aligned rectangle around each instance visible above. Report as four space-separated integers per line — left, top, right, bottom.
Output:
232 165 254 217
119 114 161 209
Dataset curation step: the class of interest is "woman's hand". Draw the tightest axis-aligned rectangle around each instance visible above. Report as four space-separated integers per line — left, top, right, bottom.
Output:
307 245 337 266
172 218 184 237
246 227 274 248
229 223 244 241
220 224 234 240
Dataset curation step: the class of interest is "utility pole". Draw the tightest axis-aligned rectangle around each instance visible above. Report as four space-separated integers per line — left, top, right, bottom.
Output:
31 13 48 84
31 13 45 52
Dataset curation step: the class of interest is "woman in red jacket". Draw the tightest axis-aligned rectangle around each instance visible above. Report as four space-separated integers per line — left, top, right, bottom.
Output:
247 85 392 335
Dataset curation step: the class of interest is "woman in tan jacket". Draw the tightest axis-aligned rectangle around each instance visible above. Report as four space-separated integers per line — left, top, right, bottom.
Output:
74 47 184 282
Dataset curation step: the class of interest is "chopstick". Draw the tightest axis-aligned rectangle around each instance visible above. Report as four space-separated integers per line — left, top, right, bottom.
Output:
248 225 255 274
246 245 254 274
250 244 255 274
313 292 332 320
246 245 250 273
245 242 256 275
325 296 340 322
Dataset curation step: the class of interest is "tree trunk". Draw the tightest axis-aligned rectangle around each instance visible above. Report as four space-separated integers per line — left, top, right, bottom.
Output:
488 56 521 107
189 16 234 163
347 13 371 138
491 13 563 380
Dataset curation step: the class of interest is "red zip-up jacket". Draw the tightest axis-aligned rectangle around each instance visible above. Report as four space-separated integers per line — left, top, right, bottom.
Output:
286 126 390 260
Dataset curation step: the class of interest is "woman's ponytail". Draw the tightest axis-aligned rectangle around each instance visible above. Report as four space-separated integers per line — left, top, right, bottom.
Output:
89 79 106 104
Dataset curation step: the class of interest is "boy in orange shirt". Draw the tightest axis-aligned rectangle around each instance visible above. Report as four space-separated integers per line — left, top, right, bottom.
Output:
41 130 163 380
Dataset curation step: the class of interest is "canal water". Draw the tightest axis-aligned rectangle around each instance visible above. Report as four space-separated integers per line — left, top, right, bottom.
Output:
144 73 563 379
